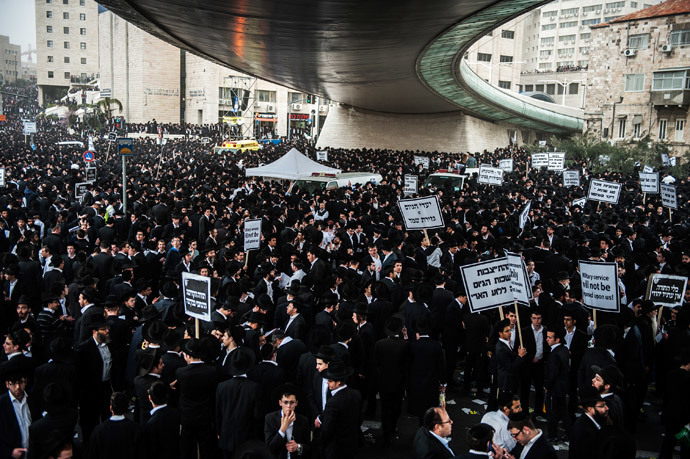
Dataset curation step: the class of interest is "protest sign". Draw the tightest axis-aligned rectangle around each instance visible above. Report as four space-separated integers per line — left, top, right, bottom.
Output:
639 172 659 194
646 274 687 308
562 170 580 187
572 197 587 208
0 168 5 187
413 155 430 169
74 181 92 200
660 183 677 209
461 258 515 312
587 179 622 204
317 150 328 161
579 261 620 311
182 271 212 321
599 155 610 164
404 174 418 195
531 153 549 168
642 165 654 173
519 201 531 230
86 167 97 182
398 196 444 230
244 218 263 251
547 152 565 171
505 251 532 305
661 153 670 166
499 158 514 172
478 165 504 186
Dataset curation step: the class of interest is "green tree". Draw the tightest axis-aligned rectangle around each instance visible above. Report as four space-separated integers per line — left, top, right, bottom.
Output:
95 97 123 119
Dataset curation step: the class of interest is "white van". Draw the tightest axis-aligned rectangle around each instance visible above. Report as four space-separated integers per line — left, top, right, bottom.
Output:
293 172 383 194
423 169 475 192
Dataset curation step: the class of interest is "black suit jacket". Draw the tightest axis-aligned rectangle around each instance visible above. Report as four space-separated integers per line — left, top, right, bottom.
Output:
284 314 307 341
0 392 39 459
407 337 445 417
494 340 524 393
175 362 218 426
374 336 409 393
264 410 311 459
248 361 288 418
87 418 143 459
76 337 108 404
411 427 454 459
545 344 569 397
27 408 78 459
569 415 600 459
143 406 181 459
276 338 308 383
216 376 262 453
524 434 557 459
318 386 362 459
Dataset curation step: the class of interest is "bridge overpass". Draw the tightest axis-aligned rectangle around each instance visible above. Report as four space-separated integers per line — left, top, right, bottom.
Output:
98 0 584 152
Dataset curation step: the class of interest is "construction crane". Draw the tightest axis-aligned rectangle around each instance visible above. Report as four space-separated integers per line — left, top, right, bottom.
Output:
21 44 37 63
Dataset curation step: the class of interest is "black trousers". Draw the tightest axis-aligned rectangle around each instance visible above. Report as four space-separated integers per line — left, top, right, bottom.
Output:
180 422 216 459
546 393 571 440
379 390 404 442
463 351 486 392
520 360 545 414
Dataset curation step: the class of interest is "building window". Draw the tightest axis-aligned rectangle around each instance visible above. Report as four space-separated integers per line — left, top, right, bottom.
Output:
557 85 565 95
582 18 601 25
560 21 578 28
541 37 555 46
675 119 686 142
659 119 668 139
582 5 602 12
633 122 642 138
47 40 53 48
499 55 513 63
559 34 576 42
580 33 591 40
558 48 575 56
535 84 545 91
256 90 276 102
578 60 589 67
80 42 86 50
47 56 53 62
63 12 69 19
543 11 558 18
64 72 70 79
80 28 86 35
501 30 515 39
538 63 552 70
64 27 69 34
48 71 54 78
46 0 52 3
64 41 70 49
64 56 69 63
63 0 68 3
670 30 690 46
81 57 86 64
617 118 626 138
525 84 534 92
542 24 557 31
80 13 86 20
579 47 590 54
652 70 689 90
569 82 579 94
605 16 622 22
80 0 85 5
477 53 492 62
625 74 644 91
628 34 649 49
546 84 556 95
561 7 579 15
46 11 52 18
605 1 625 7
46 26 53 33
540 50 553 58
498 81 511 89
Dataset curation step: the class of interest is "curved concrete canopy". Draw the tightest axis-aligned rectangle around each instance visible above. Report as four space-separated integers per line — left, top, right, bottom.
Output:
99 0 582 133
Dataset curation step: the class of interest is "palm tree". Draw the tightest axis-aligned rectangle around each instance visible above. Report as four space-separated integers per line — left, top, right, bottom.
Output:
95 97 123 120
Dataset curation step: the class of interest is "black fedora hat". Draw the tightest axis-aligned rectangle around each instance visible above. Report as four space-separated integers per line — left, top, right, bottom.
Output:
159 281 178 298
321 359 352 381
384 315 404 338
578 386 603 407
86 316 109 331
41 292 59 303
315 345 335 363
138 304 162 323
144 319 166 344
247 311 267 325
103 294 120 308
80 286 100 304
353 302 368 316
230 346 256 375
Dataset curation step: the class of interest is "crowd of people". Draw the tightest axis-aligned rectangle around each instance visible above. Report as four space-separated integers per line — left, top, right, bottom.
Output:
0 83 689 459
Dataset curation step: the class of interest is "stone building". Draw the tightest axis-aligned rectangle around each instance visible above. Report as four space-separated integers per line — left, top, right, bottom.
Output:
0 35 21 85
585 0 690 155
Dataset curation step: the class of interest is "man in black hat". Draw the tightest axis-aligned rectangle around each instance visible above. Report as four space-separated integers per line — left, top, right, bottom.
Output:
244 311 267 361
73 286 104 344
248 343 287 419
36 292 69 349
273 330 308 384
315 293 337 332
569 387 609 459
591 364 625 427
374 315 409 446
317 359 362 459
264 384 310 459
143 381 181 459
176 338 218 459
134 348 165 425
76 315 112 443
218 325 245 376
284 298 306 341
216 346 262 459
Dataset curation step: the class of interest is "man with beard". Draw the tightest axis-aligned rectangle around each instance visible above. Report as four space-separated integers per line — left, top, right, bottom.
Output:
591 365 625 427
568 387 609 459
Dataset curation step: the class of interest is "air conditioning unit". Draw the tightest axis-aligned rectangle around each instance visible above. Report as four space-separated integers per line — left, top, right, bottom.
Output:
550 16 555 21
624 48 636 57
604 9 610 13
254 102 261 108
292 103 302 110
319 106 327 112
219 99 227 105
583 11 588 16
267 104 275 112
661 44 673 53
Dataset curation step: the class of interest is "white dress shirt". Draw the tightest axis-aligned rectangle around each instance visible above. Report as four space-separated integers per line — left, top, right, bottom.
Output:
9 391 31 449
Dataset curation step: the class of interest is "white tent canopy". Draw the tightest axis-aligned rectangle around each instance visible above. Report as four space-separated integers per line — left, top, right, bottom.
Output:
245 147 340 180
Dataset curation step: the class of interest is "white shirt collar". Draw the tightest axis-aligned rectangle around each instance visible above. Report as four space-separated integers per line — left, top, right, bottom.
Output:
331 385 347 396
150 404 167 416
110 415 125 421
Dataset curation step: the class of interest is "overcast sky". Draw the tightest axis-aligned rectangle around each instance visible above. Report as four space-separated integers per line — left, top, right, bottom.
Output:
0 0 36 61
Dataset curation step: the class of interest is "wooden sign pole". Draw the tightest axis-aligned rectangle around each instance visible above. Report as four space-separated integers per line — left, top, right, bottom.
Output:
514 300 524 348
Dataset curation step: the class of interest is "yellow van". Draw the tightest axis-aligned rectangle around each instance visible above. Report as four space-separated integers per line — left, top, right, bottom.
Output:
213 139 261 154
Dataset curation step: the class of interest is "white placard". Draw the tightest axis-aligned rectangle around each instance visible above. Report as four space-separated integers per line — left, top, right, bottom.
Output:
643 165 654 173
670 156 677 167
661 153 670 166
478 164 504 186
413 155 430 169
85 167 97 182
244 218 263 251
531 153 549 168
505 251 532 305
397 196 445 230
461 258 515 312
22 121 36 135
587 179 622 204
317 150 328 161
547 152 566 171
0 168 5 187
599 155 610 164
499 158 514 172
182 271 212 321
404 174 418 195
639 172 659 194
562 170 580 187
661 183 677 209
538 140 547 147
572 197 587 208
519 201 531 230
579 260 620 312
88 135 96 152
